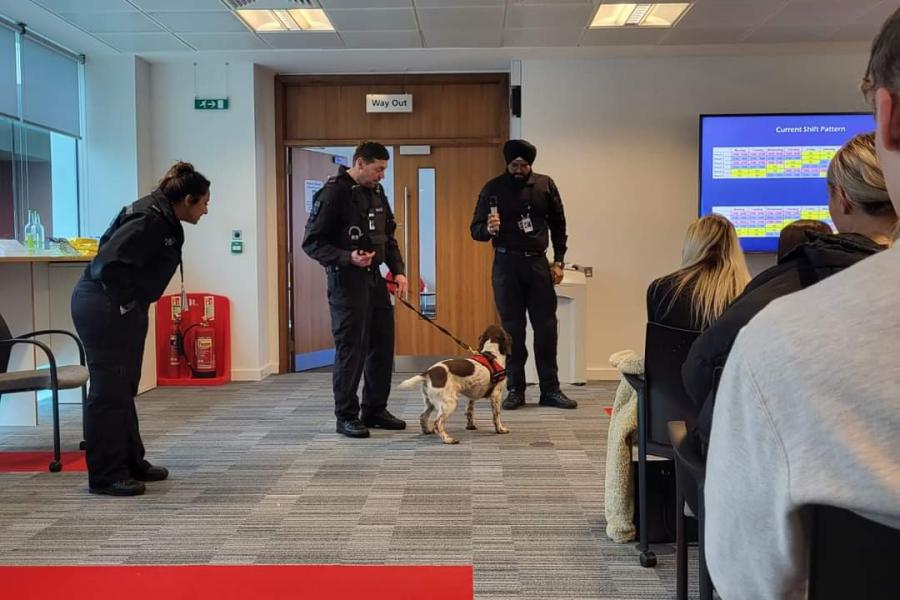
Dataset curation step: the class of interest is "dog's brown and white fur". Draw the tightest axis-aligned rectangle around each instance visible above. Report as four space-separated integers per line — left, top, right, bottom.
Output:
398 325 511 444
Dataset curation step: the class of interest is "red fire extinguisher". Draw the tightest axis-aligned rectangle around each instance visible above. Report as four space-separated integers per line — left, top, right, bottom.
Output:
190 319 216 379
167 320 181 378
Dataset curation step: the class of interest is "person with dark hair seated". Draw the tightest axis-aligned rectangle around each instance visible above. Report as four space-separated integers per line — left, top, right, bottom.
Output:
775 219 833 261
683 132 897 455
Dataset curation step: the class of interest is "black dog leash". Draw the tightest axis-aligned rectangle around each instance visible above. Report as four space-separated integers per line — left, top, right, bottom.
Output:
390 289 477 355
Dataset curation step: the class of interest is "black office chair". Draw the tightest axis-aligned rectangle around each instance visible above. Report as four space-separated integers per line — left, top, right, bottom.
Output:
0 310 88 472
809 505 900 599
622 322 700 568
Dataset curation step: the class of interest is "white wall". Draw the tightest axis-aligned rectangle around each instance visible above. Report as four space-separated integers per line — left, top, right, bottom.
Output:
150 61 271 380
520 51 872 379
82 55 139 236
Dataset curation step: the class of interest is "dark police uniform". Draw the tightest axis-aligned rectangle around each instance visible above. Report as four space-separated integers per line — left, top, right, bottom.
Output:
71 190 184 489
302 166 405 422
470 172 567 396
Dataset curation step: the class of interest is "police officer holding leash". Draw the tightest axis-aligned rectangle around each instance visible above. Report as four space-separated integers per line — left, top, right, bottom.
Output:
303 142 408 438
470 139 577 411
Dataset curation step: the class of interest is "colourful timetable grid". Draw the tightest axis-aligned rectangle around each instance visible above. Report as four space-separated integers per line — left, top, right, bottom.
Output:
712 146 838 179
713 205 833 238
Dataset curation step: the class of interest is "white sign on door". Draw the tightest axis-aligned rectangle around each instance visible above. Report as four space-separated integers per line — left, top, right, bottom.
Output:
305 179 323 213
366 94 413 113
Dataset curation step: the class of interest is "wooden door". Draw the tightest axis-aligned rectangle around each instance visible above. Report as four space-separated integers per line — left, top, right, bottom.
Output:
289 148 336 368
393 145 501 358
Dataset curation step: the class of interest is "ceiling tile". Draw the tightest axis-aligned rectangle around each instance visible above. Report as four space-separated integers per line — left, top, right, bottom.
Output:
415 0 503 6
503 27 584 47
58 11 162 34
319 0 413 7
580 27 669 45
93 32 191 51
417 6 504 32
767 0 882 27
422 27 502 48
31 0 133 11
326 8 418 31
677 1 785 28
129 0 228 9
505 4 594 29
340 29 421 48
180 32 269 50
149 11 248 33
661 26 750 45
258 32 345 49
743 25 841 43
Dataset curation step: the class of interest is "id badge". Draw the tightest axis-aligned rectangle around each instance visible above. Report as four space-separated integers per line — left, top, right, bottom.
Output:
368 209 376 231
518 214 534 233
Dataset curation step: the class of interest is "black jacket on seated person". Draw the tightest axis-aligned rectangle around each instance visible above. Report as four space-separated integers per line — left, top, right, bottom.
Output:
682 232 887 453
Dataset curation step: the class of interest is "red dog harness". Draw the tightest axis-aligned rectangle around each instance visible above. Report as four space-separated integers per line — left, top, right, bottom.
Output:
472 352 506 397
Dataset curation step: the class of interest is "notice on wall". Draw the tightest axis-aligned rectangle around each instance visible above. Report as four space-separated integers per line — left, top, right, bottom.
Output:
366 93 413 113
305 179 324 214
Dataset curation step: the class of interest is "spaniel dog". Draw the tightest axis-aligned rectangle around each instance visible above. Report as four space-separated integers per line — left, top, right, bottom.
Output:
398 325 512 444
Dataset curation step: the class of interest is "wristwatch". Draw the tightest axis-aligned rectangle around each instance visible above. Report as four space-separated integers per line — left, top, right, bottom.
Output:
553 261 564 268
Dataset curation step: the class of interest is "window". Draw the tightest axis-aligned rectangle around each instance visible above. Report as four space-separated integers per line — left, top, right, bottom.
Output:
0 18 82 246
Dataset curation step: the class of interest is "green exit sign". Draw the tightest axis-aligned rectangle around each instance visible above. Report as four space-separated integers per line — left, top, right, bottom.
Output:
194 98 229 110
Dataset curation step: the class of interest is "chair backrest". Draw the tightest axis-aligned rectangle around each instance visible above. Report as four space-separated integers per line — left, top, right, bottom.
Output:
0 310 11 374
809 505 900 599
644 322 701 448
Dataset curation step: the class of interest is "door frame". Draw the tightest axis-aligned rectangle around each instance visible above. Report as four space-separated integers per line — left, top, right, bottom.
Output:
274 73 510 373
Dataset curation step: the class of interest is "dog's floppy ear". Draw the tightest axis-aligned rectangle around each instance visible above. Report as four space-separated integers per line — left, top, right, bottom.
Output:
499 328 512 356
477 329 490 351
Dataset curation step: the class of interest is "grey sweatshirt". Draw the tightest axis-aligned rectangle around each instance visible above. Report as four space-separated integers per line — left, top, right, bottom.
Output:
705 245 900 600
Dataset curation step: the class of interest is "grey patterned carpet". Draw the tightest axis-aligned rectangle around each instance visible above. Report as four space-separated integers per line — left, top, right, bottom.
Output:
0 373 699 599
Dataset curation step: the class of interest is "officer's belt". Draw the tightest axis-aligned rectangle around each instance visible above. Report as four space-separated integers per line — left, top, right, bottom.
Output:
326 265 375 273
495 246 544 258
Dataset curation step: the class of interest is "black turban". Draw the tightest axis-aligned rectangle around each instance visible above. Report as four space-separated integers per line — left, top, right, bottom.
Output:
503 139 536 165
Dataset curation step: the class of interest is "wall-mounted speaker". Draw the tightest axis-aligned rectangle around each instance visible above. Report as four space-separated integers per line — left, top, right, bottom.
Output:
510 85 521 118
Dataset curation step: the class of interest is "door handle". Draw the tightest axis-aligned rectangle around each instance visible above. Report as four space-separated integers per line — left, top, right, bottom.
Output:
403 186 410 262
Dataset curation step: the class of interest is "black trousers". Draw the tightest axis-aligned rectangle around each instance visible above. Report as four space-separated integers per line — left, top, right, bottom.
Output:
327 267 395 421
71 279 150 488
492 252 559 394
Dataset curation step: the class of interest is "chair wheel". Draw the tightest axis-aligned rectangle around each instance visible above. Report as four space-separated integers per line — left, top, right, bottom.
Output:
49 461 62 473
640 550 657 568
79 441 86 451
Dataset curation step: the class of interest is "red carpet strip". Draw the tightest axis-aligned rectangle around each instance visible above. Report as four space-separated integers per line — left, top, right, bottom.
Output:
0 564 474 600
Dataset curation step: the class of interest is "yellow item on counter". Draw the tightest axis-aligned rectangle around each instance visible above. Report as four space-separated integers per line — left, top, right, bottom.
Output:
68 237 99 256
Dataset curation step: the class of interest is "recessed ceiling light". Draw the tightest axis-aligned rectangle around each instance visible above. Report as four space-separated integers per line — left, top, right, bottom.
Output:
236 8 334 32
591 3 692 28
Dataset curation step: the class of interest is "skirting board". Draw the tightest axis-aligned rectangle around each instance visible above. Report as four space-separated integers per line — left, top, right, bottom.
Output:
232 363 276 382
586 367 620 381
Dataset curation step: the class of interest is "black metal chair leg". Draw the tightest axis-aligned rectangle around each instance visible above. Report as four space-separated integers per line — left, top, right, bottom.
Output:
49 388 62 472
698 492 713 600
637 393 656 568
676 491 688 600
79 384 87 451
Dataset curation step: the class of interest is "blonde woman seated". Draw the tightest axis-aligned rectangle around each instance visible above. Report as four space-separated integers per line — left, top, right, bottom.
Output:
647 214 751 331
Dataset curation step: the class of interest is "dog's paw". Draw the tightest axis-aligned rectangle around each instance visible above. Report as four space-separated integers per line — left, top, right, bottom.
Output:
465 424 478 430
442 437 459 445
421 428 434 435
495 426 510 434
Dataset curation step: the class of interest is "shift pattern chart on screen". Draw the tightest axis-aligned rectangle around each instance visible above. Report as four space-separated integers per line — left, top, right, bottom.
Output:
699 114 875 253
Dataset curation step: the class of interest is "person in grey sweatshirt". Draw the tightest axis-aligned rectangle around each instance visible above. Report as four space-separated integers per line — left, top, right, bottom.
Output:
704 8 900 599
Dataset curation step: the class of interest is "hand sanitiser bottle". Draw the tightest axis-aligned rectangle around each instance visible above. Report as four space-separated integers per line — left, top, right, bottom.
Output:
33 210 45 251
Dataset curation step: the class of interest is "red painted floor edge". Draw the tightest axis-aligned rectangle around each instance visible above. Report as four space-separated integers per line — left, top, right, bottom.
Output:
0 451 87 472
0 564 474 600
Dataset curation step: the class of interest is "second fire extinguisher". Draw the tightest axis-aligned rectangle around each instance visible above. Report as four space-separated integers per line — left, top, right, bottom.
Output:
190 319 216 378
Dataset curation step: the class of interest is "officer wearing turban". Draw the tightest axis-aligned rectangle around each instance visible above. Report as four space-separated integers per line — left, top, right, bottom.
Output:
470 139 577 410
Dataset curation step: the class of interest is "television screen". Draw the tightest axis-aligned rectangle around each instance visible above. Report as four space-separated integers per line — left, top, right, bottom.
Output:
699 113 876 253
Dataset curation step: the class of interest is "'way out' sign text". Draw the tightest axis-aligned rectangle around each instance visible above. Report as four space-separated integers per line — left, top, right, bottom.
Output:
366 94 413 113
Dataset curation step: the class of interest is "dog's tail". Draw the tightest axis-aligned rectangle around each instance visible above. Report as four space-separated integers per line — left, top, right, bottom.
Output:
398 374 426 390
